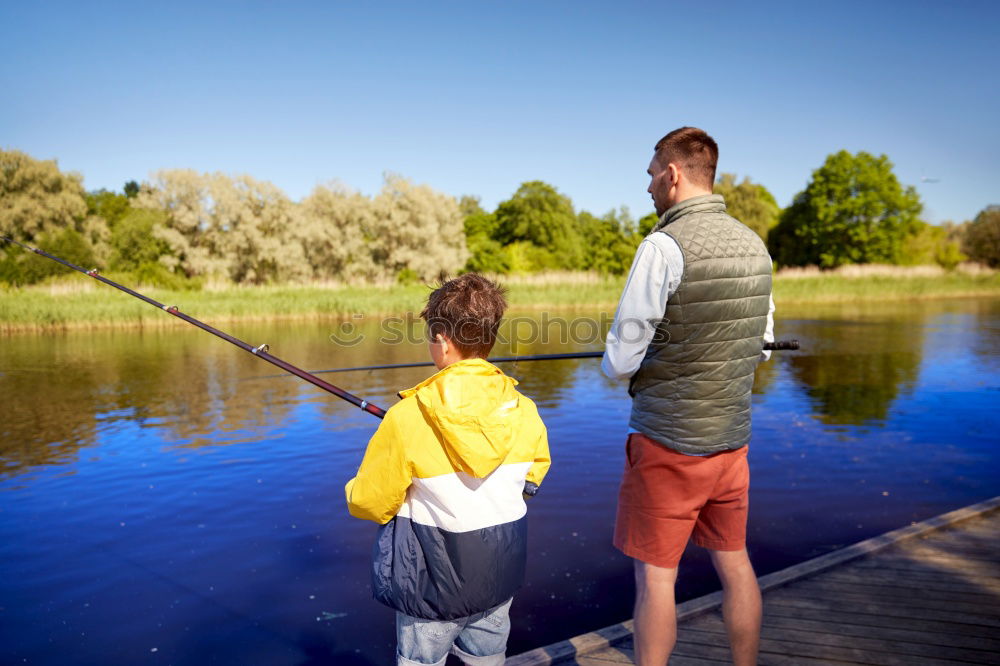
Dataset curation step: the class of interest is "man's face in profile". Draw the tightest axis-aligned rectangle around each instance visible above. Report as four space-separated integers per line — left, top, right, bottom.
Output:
647 154 672 216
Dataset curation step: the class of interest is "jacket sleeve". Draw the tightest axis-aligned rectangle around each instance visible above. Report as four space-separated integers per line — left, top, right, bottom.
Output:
525 423 551 487
345 410 411 524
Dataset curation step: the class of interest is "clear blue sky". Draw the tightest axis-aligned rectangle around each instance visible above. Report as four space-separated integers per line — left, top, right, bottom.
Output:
2 1 997 224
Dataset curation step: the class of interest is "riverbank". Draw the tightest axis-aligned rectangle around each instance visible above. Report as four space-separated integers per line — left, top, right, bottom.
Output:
2 265 998 332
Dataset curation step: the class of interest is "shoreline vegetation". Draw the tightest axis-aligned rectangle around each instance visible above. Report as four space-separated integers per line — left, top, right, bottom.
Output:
2 264 998 333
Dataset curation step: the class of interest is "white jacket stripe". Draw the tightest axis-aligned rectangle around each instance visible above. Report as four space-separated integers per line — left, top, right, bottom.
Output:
396 461 532 533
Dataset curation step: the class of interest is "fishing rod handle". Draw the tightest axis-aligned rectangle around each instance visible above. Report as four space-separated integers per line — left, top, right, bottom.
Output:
764 339 799 350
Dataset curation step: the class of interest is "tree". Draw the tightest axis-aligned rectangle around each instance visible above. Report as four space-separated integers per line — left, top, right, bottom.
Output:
302 176 469 283
459 195 508 273
0 150 109 284
962 205 1000 268
637 212 658 237
300 182 379 281
0 149 88 241
136 170 308 283
86 188 131 229
0 227 97 285
713 173 780 241
108 208 172 272
578 208 638 275
897 221 965 269
768 151 923 267
493 181 583 270
372 175 469 282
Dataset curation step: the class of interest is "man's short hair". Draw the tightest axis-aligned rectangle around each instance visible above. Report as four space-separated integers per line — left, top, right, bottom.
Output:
421 273 508 358
654 127 719 189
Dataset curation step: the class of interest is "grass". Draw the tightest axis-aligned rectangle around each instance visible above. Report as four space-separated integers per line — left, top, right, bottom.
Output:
2 265 998 332
772 264 1000 304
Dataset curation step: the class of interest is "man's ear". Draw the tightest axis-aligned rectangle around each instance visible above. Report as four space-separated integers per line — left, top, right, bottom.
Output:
667 163 679 187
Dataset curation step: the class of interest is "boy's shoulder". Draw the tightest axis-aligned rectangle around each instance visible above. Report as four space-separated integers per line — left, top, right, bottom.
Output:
381 392 423 425
384 379 544 424
512 388 542 417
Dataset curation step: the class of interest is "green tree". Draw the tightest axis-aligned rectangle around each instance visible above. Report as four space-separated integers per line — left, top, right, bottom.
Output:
578 208 638 275
86 189 131 229
713 173 780 240
460 195 509 273
962 205 1000 268
123 180 140 199
465 232 509 273
3 228 97 285
108 208 172 271
493 181 583 270
768 151 923 267
897 221 965 269
637 212 658 237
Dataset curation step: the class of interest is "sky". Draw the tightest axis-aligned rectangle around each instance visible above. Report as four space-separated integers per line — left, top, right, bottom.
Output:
2 1 998 224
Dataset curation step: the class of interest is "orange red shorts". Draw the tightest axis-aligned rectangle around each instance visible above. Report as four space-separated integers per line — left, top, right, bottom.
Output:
613 432 750 568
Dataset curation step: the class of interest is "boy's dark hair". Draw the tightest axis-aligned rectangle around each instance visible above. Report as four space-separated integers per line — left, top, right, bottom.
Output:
421 273 508 358
654 126 719 189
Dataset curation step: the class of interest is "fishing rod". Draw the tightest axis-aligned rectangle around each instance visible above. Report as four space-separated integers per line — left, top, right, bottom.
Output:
252 343 800 378
1 236 387 419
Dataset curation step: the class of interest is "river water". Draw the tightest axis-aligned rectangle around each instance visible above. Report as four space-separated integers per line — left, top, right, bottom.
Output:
1 298 998 664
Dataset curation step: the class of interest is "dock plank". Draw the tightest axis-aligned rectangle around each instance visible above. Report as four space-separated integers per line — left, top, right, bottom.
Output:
760 602 1000 638
769 579 1000 614
681 613 998 663
673 626 975 666
686 609 1000 652
795 574 999 602
508 496 1000 665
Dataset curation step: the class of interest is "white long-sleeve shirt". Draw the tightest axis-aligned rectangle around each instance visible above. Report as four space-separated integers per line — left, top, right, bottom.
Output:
602 232 775 381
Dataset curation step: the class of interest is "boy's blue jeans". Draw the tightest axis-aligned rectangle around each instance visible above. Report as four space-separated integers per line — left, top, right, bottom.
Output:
396 597 513 666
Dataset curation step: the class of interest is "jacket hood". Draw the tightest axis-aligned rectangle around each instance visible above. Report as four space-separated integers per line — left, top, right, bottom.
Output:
398 358 524 478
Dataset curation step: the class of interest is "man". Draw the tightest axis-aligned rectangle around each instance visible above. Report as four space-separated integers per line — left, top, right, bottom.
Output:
602 127 774 666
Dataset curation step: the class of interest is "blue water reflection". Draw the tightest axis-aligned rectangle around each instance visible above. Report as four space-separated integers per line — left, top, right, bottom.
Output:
1 299 998 664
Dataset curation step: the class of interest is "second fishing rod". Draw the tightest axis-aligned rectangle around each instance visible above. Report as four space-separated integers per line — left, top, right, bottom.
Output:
254 342 799 379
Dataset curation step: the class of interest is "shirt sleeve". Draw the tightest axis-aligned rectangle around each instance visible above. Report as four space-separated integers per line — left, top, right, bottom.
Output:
344 410 412 525
601 236 678 381
760 294 776 363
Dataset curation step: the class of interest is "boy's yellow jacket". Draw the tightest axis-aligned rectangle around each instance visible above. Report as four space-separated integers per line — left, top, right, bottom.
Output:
345 358 550 620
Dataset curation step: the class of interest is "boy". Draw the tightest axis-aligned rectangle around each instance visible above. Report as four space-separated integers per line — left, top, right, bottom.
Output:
345 273 550 666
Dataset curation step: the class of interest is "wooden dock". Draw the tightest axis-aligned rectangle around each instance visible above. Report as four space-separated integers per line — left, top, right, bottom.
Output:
508 496 1000 665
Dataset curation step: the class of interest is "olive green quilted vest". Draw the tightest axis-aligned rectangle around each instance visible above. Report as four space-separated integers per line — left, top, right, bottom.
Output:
629 194 772 454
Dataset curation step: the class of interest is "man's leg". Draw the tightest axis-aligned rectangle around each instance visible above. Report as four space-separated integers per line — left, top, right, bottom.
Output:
632 559 678 666
708 548 761 666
